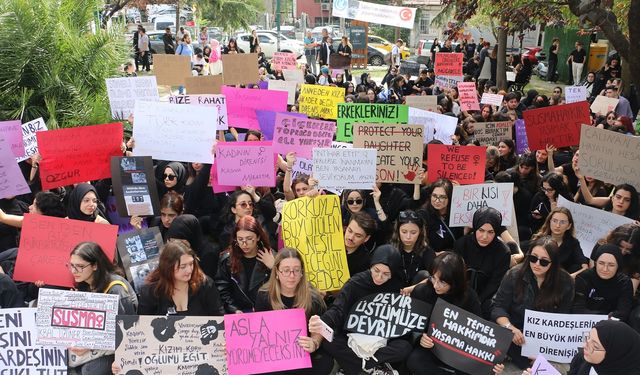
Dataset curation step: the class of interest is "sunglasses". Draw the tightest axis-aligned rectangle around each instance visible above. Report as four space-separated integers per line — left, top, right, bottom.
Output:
236 201 254 209
347 199 363 205
163 174 177 181
528 254 551 267
398 210 422 224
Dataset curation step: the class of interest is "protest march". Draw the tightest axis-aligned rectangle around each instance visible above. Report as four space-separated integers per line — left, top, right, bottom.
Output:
1 0 640 374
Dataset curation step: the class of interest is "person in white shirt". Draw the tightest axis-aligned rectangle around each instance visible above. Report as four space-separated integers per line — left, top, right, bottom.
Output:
137 27 150 72
391 39 403 67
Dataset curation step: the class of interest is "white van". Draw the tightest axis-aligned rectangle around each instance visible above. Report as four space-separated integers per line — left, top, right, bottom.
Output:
153 15 175 31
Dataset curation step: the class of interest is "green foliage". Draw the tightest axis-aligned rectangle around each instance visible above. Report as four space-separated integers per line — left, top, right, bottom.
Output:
0 0 129 128
197 0 264 33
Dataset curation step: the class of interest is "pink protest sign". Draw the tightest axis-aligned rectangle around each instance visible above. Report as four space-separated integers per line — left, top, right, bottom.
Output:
224 309 311 375
222 86 288 130
0 138 30 199
210 161 237 193
0 120 25 158
457 82 480 111
216 141 276 187
272 52 297 70
273 113 336 158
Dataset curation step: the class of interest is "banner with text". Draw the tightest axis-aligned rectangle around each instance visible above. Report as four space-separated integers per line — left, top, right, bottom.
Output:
14 214 118 287
435 53 464 76
522 310 607 363
457 82 480 112
0 308 67 374
427 144 486 185
282 195 349 291
36 288 119 350
313 148 377 190
332 0 416 29
273 114 336 158
429 298 513 375
0 137 30 199
17 117 47 162
434 75 463 89
480 93 504 107
353 123 423 184
225 309 311 375
216 142 275 187
473 121 513 146
515 119 529 154
106 76 159 119
522 101 590 150
168 94 229 130
117 227 163 291
223 86 288 130
565 86 587 104
299 84 345 120
256 110 308 141
408 107 457 144
111 156 160 217
449 183 514 227
0 120 25 158
116 315 227 375
272 52 298 70
336 103 408 142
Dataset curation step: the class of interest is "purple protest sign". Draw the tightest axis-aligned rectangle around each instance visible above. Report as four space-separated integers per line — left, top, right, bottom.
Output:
216 141 276 187
0 138 30 199
256 110 307 140
273 113 336 158
515 119 529 154
210 161 237 193
0 120 25 158
222 87 288 130
258 80 269 90
530 356 561 375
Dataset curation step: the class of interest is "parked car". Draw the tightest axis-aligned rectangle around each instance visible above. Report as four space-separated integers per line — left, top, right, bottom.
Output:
236 32 304 58
534 60 548 79
522 47 545 64
368 35 410 59
271 25 296 39
331 39 388 66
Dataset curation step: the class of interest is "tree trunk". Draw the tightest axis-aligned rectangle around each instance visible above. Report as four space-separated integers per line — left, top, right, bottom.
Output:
496 24 508 90
175 0 181 33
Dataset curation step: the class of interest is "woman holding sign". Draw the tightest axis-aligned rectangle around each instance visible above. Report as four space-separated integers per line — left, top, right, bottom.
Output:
577 177 640 220
255 248 333 375
407 252 498 374
216 215 274 313
309 245 412 375
492 236 574 369
391 210 435 286
67 242 138 374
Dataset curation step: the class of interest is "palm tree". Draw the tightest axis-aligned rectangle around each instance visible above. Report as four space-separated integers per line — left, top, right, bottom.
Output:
0 0 129 128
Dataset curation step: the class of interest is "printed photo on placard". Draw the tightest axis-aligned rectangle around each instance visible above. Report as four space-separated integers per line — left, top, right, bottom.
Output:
117 227 163 291
111 156 160 217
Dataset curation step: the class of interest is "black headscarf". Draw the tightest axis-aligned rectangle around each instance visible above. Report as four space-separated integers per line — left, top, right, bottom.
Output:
164 162 187 193
67 183 98 222
592 244 623 268
471 207 502 247
370 244 402 279
593 320 640 374
166 214 219 277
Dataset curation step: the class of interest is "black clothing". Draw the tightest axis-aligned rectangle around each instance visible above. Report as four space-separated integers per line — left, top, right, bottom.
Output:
318 41 334 67
165 214 220 278
0 273 23 308
399 248 435 286
574 268 633 320
138 276 224 316
67 183 101 222
156 161 187 197
249 35 259 53
162 33 175 54
560 162 579 195
570 49 587 64
411 282 481 316
418 208 464 252
215 251 271 313
0 199 26 252
529 192 552 234
346 245 371 276
554 236 588 273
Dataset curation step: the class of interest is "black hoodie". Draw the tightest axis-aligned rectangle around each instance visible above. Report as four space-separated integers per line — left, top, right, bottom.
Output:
166 214 220 278
320 245 403 333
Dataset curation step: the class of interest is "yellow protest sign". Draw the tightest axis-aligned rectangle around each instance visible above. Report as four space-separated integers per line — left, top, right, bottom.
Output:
298 84 345 120
281 195 350 291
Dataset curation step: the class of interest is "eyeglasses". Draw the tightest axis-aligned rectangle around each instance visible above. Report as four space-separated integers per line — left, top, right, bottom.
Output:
550 218 569 226
585 333 606 353
236 201 254 209
607 116 616 120
347 199 363 205
431 194 448 202
236 237 257 245
371 266 392 280
163 174 177 181
66 262 92 273
528 254 552 267
613 194 631 203
278 268 302 277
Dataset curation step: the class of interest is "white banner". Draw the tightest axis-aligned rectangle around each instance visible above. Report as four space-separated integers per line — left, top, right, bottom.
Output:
480 93 504 106
314 148 377 190
522 310 607 363
36 288 119 350
434 75 463 89
564 86 587 104
133 101 218 163
168 94 229 130
106 76 159 120
409 107 457 144
558 196 634 257
269 80 298 105
332 0 416 29
0 308 67 374
449 183 514 227
17 117 47 162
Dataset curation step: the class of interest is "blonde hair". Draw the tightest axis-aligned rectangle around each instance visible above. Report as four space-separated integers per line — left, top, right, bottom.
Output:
260 248 324 318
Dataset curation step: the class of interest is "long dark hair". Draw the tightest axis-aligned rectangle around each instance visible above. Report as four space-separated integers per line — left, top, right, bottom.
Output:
515 236 570 311
542 172 571 200
604 184 639 219
390 210 429 255
70 242 119 293
431 252 468 304
146 241 206 299
221 190 258 224
225 215 271 275
422 179 453 216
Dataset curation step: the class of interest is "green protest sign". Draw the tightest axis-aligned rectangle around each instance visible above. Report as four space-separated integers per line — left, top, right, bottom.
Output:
336 103 408 142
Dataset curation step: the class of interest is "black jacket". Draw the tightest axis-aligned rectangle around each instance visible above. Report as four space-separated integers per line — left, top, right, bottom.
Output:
573 268 633 321
215 252 271 313
138 276 224 316
411 281 482 317
318 41 334 66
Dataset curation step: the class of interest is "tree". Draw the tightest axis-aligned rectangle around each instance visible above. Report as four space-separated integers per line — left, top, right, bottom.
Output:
197 0 264 33
0 0 129 128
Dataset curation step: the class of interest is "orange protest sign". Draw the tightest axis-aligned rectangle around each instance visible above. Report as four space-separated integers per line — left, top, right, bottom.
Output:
435 53 464 76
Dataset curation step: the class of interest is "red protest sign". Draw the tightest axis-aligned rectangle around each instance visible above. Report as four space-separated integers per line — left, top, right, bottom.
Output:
522 101 590 150
13 214 118 288
38 123 123 190
427 144 486 185
457 82 480 111
435 53 464 76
